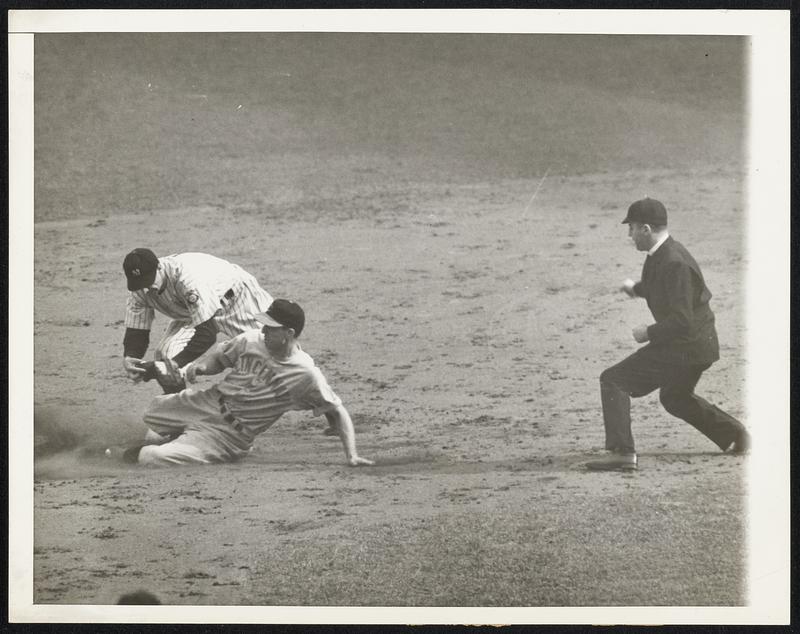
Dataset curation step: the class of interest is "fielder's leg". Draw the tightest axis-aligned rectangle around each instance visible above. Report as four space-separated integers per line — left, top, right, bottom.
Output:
153 320 195 362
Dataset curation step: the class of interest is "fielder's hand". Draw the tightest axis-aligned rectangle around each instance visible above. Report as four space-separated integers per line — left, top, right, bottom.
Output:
621 278 636 297
136 359 186 394
348 456 375 467
123 356 147 382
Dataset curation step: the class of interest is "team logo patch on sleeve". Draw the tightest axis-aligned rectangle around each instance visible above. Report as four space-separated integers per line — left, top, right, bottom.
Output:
186 291 199 305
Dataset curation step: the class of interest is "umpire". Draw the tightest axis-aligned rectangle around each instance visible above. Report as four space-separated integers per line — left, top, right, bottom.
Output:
585 198 750 471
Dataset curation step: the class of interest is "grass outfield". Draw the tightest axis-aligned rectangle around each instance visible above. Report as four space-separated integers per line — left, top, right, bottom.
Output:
34 33 744 222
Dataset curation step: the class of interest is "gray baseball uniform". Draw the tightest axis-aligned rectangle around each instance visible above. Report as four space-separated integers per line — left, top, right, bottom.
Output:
139 329 342 466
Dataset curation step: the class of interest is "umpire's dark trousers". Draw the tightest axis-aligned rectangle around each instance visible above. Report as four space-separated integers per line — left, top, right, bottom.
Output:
600 348 744 453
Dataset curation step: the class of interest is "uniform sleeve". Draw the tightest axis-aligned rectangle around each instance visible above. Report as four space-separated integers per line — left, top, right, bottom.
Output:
174 277 222 327
646 260 694 344
124 293 155 330
212 334 248 369
171 318 218 367
296 368 343 416
123 328 150 358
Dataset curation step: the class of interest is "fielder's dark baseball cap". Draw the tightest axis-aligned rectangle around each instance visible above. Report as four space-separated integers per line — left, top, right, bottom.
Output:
255 299 305 336
123 248 159 291
622 198 668 225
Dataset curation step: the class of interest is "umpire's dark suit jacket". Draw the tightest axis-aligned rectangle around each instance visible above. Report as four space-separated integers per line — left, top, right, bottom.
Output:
632 236 720 366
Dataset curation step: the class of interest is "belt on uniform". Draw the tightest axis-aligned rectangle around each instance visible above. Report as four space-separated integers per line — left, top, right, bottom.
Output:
218 395 244 433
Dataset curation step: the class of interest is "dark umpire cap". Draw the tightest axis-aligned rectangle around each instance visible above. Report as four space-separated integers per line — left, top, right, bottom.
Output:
123 248 159 291
255 299 305 336
622 198 668 225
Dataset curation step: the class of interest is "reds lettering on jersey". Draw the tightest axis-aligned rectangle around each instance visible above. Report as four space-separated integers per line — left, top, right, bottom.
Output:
210 330 342 435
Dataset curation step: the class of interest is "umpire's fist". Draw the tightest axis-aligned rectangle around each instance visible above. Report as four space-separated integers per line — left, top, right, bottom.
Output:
621 278 636 297
123 356 147 382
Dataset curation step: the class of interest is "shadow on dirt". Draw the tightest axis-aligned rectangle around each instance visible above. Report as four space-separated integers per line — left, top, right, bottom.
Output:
32 434 743 482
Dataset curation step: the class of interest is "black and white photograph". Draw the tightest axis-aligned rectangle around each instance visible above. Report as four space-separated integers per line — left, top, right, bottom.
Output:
8 8 790 625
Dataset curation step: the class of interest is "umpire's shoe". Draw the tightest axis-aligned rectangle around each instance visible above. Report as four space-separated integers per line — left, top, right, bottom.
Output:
726 428 751 455
585 451 638 471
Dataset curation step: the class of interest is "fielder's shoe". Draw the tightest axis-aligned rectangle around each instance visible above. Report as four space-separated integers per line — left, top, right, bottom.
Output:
585 451 638 471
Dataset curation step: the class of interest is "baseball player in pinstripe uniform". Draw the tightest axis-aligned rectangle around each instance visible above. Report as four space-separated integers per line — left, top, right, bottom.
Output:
110 299 374 467
122 248 273 391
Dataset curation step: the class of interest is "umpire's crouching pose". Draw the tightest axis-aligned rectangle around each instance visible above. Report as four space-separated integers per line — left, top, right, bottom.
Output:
585 198 750 471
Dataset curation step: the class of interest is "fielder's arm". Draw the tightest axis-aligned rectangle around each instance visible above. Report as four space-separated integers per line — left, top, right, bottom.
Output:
123 294 156 381
123 327 150 381
171 318 218 367
326 405 374 467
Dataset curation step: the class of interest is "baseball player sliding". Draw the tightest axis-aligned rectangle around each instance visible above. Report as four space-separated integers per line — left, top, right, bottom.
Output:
109 299 374 467
121 248 273 393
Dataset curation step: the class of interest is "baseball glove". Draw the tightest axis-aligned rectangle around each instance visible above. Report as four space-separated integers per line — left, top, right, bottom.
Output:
136 359 186 394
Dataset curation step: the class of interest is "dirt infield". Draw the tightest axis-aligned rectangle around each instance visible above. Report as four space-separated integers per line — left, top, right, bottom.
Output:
29 33 749 609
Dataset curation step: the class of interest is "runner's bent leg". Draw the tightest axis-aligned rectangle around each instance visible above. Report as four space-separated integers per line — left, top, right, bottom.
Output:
139 388 253 466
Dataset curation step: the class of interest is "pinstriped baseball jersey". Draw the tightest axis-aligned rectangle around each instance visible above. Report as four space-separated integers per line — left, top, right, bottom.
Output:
212 330 342 434
124 253 273 336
